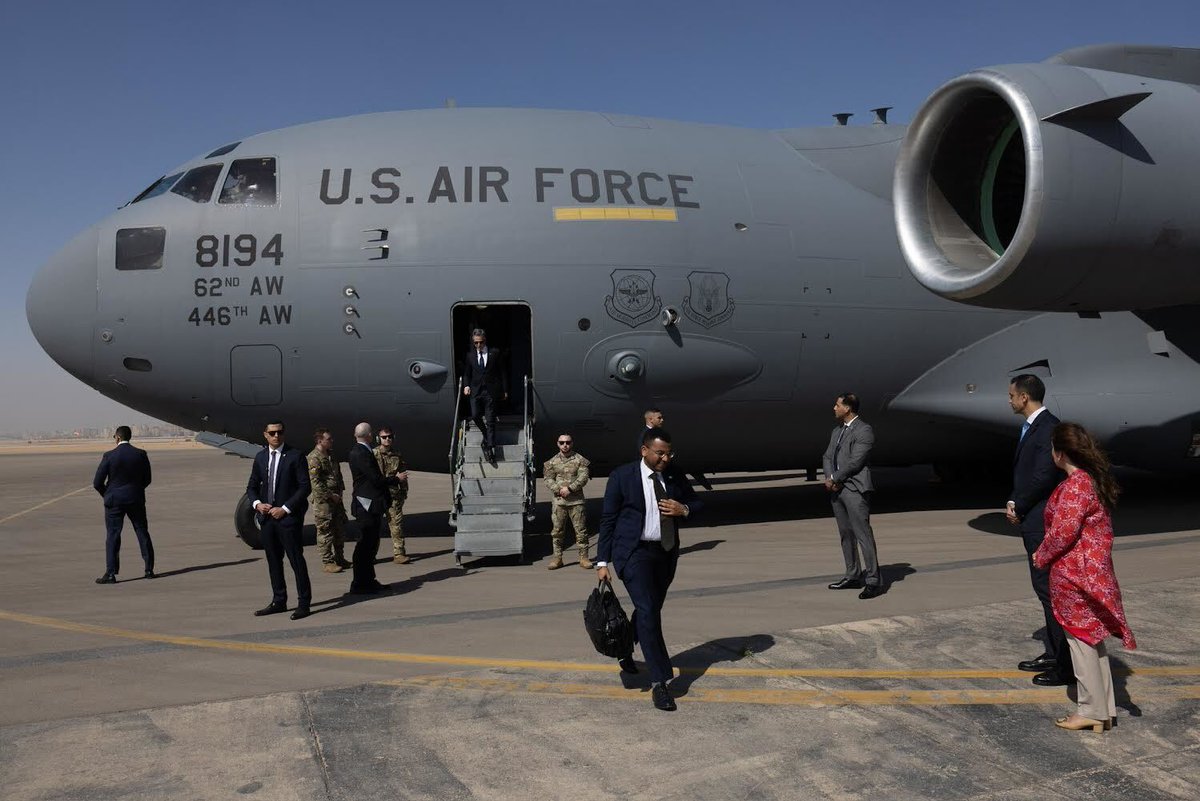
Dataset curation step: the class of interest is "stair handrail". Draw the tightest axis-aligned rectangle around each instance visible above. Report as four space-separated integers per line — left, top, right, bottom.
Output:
448 375 465 515
522 374 535 516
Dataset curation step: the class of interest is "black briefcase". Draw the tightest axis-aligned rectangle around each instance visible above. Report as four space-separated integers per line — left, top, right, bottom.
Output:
583 579 635 658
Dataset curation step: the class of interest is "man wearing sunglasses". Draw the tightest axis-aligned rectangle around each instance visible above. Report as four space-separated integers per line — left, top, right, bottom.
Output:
543 433 592 570
247 421 313 620
373 427 410 565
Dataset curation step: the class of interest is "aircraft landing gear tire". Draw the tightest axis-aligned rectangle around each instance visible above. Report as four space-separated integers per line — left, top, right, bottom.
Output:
235 495 263 550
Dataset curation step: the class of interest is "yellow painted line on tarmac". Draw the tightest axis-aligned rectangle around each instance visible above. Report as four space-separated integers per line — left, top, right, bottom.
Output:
384 675 1200 707
0 486 92 527
1 608 1197 686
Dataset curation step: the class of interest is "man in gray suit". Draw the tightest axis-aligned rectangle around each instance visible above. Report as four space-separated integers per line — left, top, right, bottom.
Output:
822 393 882 599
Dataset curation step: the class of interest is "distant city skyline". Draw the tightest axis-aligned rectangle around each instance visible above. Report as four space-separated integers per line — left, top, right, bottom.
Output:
5 0 1198 432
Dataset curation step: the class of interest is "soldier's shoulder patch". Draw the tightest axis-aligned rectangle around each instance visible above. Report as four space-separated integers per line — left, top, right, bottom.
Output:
577 456 591 467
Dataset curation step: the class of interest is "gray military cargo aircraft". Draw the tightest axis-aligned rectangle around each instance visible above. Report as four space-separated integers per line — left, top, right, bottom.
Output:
26 44 1200 548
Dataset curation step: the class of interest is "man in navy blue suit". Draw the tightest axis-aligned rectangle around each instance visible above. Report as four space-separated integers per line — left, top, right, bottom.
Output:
1006 374 1072 686
92 426 154 584
596 428 701 711
247 420 313 620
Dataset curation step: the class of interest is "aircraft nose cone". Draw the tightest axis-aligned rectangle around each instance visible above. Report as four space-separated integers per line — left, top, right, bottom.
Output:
27 226 98 385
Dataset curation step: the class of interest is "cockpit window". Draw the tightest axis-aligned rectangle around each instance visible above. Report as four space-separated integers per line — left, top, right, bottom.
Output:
130 172 183 205
171 164 223 203
219 158 277 205
206 141 240 158
116 227 166 271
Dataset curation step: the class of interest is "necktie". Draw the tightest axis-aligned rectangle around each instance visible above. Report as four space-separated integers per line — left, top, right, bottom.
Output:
1020 421 1031 441
477 350 485 370
267 451 278 505
833 426 847 472
652 474 677 551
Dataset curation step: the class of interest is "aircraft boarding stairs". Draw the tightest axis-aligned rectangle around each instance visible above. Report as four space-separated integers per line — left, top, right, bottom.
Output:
449 378 536 567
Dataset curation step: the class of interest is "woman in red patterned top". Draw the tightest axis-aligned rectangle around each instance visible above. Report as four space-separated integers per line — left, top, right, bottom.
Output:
1033 422 1136 733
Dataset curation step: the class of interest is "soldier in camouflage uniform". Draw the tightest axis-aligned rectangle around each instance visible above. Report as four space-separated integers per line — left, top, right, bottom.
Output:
543 433 592 570
307 428 350 573
373 426 411 564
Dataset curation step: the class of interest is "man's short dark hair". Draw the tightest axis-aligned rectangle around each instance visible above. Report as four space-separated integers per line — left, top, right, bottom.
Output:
378 425 393 436
837 393 860 414
641 427 672 447
265 420 285 431
314 427 329 442
114 425 132 441
1009 374 1046 402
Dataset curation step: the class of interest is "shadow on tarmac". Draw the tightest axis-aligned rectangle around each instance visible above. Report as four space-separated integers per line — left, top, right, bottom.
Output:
669 634 777 696
880 562 917 593
153 557 260 578
308 566 473 615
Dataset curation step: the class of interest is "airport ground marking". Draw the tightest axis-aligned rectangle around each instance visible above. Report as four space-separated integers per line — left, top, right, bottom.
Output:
0 486 91 527
2 608 1198 685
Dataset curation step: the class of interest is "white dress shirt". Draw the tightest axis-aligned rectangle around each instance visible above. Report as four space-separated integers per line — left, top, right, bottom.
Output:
253 447 290 514
641 463 663 542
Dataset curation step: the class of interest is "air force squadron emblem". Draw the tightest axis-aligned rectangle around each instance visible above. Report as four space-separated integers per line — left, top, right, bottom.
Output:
605 269 662 327
682 271 735 328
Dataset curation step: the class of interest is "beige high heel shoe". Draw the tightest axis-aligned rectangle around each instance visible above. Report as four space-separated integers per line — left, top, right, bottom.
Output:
1055 714 1107 732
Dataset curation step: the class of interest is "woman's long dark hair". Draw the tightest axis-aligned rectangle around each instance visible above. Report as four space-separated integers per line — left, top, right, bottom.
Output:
1052 422 1121 511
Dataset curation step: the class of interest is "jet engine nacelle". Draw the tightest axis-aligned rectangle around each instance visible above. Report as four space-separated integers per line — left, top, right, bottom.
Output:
895 58 1200 311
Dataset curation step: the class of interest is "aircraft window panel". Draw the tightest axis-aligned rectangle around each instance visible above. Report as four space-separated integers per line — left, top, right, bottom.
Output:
171 164 223 203
219 158 277 205
130 172 183 205
205 141 240 158
115 227 166 271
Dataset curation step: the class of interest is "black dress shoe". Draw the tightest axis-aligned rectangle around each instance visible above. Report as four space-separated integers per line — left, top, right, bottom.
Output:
144 570 156 580
290 607 311 621
1032 671 1076 687
858 584 883 599
618 657 639 674
828 578 862 590
1018 653 1057 673
651 683 677 711
254 602 288 616
94 574 116 585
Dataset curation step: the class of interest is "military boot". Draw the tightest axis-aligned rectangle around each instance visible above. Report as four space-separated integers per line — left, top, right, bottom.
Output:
579 548 594 570
548 539 564 570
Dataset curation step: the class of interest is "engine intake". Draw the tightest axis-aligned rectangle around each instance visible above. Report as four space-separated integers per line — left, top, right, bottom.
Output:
895 61 1200 311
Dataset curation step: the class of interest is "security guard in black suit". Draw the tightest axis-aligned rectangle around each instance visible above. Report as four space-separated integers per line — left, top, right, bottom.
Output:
92 425 155 584
1007 374 1072 686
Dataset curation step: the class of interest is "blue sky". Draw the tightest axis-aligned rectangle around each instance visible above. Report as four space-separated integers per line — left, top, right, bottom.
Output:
2 0 1196 431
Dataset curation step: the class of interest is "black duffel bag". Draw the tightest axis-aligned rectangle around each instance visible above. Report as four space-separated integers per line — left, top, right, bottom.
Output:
583 579 634 658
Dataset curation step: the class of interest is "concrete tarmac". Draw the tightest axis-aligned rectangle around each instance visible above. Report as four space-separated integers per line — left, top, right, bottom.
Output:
1 443 1197 800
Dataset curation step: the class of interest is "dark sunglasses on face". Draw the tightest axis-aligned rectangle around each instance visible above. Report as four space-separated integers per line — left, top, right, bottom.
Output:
380 435 393 440
266 430 283 437
557 440 572 445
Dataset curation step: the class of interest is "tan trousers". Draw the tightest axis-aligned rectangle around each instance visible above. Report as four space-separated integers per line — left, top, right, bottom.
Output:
1065 632 1117 721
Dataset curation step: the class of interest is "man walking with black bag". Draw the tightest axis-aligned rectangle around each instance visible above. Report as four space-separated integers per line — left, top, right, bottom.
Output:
596 428 700 711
